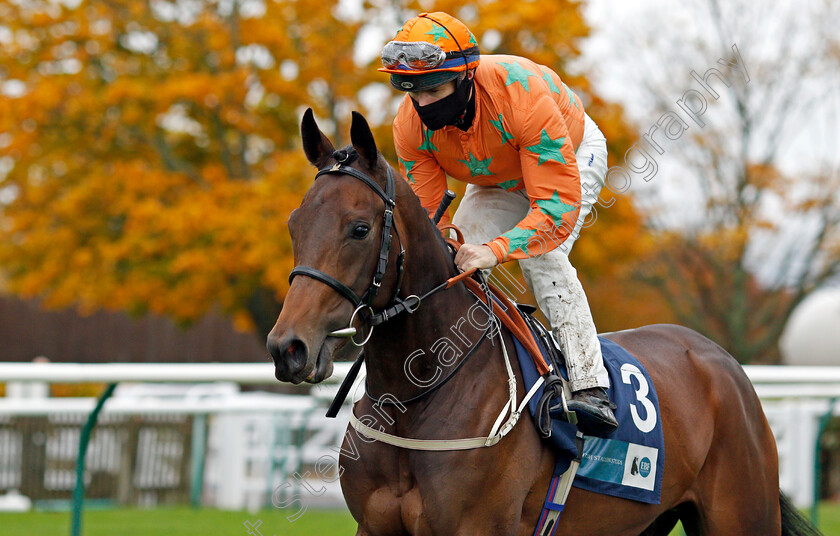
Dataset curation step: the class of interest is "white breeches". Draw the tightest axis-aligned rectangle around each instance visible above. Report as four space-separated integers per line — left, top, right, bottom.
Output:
452 113 610 391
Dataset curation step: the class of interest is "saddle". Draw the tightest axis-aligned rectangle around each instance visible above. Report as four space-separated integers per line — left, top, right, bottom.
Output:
438 224 577 438
513 303 578 436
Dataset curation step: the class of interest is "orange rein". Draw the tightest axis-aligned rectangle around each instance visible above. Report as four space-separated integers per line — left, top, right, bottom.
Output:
439 224 551 376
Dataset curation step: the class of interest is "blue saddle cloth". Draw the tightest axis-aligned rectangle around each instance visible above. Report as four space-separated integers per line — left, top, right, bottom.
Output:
512 331 665 505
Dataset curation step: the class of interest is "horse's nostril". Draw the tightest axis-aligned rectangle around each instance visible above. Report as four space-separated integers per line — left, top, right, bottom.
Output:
285 339 307 372
267 334 309 381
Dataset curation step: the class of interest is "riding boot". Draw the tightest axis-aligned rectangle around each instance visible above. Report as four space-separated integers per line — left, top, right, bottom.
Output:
520 248 617 437
566 387 618 437
553 326 618 436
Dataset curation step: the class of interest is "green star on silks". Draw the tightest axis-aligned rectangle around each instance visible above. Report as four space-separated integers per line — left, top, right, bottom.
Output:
563 83 580 109
425 25 449 43
542 71 561 95
526 129 567 166
418 127 438 152
489 113 514 143
468 32 478 47
500 61 536 92
497 179 521 191
535 190 577 226
458 152 494 178
399 157 417 184
501 226 536 256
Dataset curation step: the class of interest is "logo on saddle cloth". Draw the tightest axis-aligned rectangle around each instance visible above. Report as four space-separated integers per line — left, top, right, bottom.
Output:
510 326 665 505
578 437 658 492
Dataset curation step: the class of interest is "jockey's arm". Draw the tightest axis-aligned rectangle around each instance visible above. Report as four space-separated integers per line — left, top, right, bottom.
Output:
393 125 496 271
484 95 582 264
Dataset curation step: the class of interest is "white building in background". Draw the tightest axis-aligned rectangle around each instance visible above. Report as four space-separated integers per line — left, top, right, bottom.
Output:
765 286 840 508
780 287 840 366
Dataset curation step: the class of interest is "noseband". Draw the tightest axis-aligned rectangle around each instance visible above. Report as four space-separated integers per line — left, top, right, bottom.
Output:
288 149 408 345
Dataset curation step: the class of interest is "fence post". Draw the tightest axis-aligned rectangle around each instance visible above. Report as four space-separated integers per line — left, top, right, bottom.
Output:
190 413 208 508
811 397 838 526
70 383 117 536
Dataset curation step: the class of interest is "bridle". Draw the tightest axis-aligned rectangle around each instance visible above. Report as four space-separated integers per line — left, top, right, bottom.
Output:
288 148 492 415
288 148 411 346
290 149 482 347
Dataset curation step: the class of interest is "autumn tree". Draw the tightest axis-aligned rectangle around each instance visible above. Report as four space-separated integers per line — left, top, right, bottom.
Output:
591 0 840 362
0 0 378 338
0 0 651 342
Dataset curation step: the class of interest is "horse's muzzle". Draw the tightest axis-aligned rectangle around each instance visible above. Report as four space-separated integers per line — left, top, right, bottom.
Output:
267 334 311 384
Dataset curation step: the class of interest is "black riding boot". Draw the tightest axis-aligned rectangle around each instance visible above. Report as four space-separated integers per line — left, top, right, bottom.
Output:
566 387 618 437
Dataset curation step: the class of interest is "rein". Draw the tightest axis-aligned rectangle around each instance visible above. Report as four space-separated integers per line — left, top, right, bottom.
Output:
365 271 494 407
289 154 544 449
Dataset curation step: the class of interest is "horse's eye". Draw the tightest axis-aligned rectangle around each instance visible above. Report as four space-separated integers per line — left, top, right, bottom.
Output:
351 224 370 240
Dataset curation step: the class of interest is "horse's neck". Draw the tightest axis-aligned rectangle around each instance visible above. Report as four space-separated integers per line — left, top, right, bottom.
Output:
362 189 496 406
364 284 482 396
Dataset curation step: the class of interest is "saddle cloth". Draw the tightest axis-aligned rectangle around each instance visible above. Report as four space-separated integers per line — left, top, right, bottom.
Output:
511 328 665 505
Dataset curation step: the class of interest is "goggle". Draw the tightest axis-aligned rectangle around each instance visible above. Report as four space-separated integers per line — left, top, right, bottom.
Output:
381 41 447 70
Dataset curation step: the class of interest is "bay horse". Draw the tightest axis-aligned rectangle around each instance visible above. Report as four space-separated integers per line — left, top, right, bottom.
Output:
267 109 820 536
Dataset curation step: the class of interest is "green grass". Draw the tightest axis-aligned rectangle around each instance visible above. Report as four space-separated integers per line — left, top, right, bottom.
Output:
0 507 356 536
2 502 839 535
814 501 840 534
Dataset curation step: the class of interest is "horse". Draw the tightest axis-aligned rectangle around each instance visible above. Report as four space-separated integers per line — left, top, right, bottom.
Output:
267 108 821 536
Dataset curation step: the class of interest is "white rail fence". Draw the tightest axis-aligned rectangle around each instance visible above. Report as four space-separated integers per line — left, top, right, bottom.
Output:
0 363 837 510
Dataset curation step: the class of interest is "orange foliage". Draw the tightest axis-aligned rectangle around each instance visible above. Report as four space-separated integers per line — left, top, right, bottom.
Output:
0 0 657 335
0 0 366 329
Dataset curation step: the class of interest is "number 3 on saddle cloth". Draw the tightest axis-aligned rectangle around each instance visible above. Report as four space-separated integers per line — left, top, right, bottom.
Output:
512 305 665 535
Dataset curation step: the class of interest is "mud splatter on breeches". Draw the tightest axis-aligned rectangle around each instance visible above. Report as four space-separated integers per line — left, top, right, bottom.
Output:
452 113 610 391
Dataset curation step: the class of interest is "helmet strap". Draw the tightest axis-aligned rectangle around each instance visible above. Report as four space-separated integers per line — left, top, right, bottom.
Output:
419 13 470 71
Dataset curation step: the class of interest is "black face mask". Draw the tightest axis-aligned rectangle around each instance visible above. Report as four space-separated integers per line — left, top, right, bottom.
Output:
412 76 474 131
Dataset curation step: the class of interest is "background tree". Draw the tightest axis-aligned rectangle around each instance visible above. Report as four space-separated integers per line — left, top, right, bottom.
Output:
587 0 840 362
0 0 652 343
0 0 375 338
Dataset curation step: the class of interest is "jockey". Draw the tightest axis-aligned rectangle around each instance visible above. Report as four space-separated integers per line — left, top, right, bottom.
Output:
380 12 617 436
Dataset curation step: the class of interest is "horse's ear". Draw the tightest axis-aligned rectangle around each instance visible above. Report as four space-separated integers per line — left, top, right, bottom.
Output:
301 108 335 168
350 111 380 169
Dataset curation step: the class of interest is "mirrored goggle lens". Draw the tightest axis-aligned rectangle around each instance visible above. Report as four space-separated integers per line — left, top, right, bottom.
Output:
381 41 447 70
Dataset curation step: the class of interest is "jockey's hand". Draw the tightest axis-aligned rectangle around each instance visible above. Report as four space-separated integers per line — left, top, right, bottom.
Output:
455 244 498 272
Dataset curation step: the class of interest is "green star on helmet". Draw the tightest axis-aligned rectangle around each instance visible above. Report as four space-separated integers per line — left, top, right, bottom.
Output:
500 61 536 92
502 227 537 256
526 129 567 166
458 152 494 177
535 190 577 226
425 25 449 43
